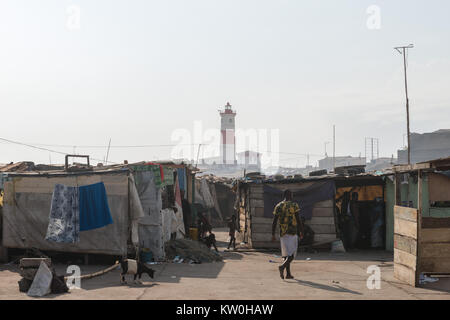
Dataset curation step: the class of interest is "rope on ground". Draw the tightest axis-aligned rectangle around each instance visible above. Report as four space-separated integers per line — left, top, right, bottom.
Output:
63 262 120 281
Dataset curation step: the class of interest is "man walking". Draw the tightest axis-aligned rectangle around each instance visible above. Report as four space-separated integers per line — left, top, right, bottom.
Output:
272 190 304 279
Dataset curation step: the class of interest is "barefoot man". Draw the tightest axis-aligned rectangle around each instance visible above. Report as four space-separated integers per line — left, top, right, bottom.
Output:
272 189 304 279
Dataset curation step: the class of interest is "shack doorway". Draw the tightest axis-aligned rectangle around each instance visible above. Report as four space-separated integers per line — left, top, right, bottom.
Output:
335 178 386 251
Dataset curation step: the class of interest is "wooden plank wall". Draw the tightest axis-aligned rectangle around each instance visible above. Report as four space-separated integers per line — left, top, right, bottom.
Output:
418 218 450 274
393 205 419 286
236 185 251 245
247 184 337 249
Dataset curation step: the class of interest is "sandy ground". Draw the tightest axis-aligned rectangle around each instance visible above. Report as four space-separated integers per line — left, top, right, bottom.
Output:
1 229 449 300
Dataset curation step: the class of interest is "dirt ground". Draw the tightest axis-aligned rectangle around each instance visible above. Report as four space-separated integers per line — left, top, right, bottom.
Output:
1 229 449 300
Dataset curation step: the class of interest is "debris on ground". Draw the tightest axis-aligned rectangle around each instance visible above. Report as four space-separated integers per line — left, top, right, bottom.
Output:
419 274 439 284
27 261 53 297
18 258 69 296
331 240 346 253
165 239 223 263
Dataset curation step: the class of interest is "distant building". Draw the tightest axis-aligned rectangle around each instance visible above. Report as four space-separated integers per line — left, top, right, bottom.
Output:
398 129 450 164
365 157 397 172
318 156 366 172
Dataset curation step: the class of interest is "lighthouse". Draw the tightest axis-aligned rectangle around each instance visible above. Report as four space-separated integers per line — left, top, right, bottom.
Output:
219 102 236 165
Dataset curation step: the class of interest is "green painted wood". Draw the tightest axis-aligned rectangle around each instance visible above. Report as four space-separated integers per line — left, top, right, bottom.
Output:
385 178 395 252
429 207 450 218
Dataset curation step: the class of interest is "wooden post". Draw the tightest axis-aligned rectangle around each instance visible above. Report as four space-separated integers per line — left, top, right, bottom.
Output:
416 170 422 286
395 173 401 206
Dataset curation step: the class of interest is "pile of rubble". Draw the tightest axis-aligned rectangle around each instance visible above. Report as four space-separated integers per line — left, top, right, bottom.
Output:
18 258 68 297
165 239 222 264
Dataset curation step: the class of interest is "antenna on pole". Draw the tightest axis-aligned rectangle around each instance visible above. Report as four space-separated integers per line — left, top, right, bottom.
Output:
195 144 202 167
105 138 111 164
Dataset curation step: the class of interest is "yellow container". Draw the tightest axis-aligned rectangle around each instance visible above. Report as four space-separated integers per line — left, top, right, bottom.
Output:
189 227 199 240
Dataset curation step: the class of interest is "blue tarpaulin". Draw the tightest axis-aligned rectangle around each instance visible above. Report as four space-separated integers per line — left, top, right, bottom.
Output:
263 181 336 220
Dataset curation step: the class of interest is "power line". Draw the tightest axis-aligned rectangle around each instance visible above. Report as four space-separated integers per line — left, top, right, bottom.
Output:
29 143 202 149
10 140 326 157
1 136 338 163
0 137 118 164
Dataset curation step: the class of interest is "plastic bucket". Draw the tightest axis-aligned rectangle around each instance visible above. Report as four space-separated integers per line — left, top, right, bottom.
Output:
189 227 199 240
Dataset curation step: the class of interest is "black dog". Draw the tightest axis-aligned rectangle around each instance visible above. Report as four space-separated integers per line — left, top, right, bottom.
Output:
119 259 155 285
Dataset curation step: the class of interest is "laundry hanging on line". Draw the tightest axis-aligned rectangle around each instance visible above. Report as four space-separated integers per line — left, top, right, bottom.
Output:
45 184 80 243
45 182 113 243
79 182 113 231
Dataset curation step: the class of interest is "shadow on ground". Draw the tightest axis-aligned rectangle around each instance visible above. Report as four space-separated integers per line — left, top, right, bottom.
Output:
420 278 450 293
287 279 363 295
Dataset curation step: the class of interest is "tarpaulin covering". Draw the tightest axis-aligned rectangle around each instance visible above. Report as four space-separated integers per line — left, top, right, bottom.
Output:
173 175 185 238
263 181 335 220
335 185 384 212
132 164 163 187
2 172 129 255
335 185 383 202
161 208 177 244
195 179 215 209
129 175 145 246
134 170 165 260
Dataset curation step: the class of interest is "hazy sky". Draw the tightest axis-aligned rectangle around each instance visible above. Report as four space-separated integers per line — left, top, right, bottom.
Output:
1 0 449 167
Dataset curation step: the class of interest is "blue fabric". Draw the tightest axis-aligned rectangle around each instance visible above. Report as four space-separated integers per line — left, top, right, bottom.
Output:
79 182 113 231
177 168 186 191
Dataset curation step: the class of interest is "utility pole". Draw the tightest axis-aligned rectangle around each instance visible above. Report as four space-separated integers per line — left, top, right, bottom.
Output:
333 125 336 171
394 44 414 164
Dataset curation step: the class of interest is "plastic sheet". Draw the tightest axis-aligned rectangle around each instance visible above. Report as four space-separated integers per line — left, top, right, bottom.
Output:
27 261 53 297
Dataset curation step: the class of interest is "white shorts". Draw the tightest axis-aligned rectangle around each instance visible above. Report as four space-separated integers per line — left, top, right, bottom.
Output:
280 234 298 258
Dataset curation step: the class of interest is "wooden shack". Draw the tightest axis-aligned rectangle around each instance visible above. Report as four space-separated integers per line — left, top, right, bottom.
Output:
236 174 386 249
1 168 131 256
392 157 450 286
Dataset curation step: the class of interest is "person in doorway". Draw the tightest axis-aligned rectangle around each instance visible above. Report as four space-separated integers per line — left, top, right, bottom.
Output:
271 190 304 279
227 215 237 250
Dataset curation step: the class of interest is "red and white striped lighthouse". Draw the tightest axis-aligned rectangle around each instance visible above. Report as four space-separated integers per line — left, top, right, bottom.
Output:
219 102 236 165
